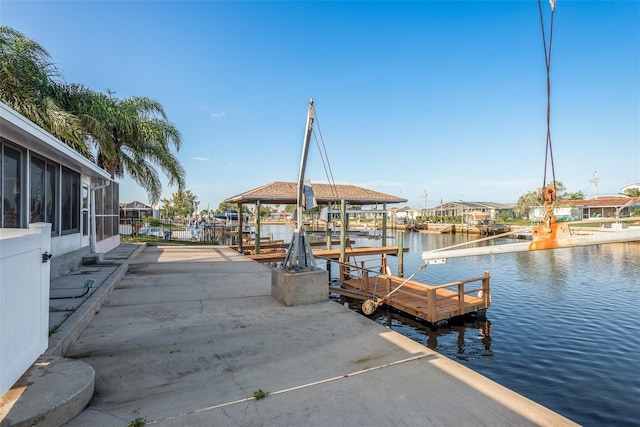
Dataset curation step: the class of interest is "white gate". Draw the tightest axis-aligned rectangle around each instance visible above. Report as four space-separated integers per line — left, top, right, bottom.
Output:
0 223 51 396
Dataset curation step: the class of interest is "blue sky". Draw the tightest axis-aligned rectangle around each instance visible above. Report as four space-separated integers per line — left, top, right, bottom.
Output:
2 1 638 209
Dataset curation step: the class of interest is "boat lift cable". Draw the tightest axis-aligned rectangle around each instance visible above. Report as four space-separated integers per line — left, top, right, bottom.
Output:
312 122 340 203
539 0 558 224
414 1 640 263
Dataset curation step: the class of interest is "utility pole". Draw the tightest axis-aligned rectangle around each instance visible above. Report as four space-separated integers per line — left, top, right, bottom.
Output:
592 171 600 200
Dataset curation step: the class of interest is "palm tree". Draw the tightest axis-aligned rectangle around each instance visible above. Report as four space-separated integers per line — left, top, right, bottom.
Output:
621 188 640 198
0 26 90 157
57 84 186 204
1 26 186 204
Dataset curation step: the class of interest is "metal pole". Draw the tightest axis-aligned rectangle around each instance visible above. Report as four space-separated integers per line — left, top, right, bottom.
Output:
422 228 640 261
284 98 317 270
296 99 315 229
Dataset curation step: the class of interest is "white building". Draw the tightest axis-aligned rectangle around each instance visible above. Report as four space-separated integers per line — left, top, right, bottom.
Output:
620 182 640 194
0 101 120 279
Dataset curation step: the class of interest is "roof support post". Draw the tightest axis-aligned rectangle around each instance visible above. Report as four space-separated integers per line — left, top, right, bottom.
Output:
340 199 347 264
382 203 387 247
238 203 243 253
255 200 261 255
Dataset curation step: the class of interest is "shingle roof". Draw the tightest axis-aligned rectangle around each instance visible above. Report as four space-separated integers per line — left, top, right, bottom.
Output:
120 201 153 210
557 196 640 208
224 181 407 205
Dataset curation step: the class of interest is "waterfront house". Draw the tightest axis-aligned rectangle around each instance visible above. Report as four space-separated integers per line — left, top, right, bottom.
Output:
0 101 120 278
422 201 515 221
120 200 155 221
1 101 121 396
529 196 640 221
560 196 640 219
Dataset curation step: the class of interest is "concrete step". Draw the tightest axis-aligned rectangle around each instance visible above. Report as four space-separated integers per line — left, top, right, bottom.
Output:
0 356 94 427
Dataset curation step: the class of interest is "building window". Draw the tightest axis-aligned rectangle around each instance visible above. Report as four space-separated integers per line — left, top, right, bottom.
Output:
94 181 119 241
61 166 80 234
30 156 58 234
82 183 89 236
1 144 23 228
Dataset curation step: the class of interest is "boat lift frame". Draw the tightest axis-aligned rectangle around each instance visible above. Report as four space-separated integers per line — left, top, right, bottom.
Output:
283 98 317 271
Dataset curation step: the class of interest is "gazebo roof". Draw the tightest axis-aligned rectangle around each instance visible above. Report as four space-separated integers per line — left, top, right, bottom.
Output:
224 181 407 206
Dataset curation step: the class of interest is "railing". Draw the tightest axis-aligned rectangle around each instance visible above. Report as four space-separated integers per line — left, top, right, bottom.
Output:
419 273 490 321
119 219 221 245
336 253 490 322
338 255 388 294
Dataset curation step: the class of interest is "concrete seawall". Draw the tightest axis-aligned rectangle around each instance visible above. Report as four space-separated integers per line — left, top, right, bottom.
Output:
2 245 578 426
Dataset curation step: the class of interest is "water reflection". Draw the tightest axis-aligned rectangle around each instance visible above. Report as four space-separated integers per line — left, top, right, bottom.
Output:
372 309 493 360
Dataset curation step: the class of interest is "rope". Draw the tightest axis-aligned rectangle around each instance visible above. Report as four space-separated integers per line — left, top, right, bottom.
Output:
538 0 557 195
312 111 341 203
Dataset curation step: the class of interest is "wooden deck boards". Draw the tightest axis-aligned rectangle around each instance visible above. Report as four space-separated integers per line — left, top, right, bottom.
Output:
340 273 490 323
245 244 489 324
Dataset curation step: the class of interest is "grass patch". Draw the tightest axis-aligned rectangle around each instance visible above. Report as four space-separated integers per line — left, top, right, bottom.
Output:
127 416 146 427
253 389 269 400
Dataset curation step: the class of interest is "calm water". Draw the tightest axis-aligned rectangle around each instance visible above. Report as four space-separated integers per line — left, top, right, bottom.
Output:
259 225 640 426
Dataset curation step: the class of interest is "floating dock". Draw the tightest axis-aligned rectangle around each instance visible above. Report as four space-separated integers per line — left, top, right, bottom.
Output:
248 245 490 324
333 253 490 324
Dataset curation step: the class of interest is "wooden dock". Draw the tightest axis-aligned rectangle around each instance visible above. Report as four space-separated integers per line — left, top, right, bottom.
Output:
232 239 353 256
338 270 490 324
246 244 490 324
332 252 490 324
247 246 408 264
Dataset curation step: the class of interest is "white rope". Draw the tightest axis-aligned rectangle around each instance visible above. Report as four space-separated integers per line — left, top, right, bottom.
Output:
146 352 431 424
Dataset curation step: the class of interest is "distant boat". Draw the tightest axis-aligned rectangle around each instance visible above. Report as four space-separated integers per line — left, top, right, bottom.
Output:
214 209 239 220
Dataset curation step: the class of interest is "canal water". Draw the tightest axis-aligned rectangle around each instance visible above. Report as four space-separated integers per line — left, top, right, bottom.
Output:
260 225 640 426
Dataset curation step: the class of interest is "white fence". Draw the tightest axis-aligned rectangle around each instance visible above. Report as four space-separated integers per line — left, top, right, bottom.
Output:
0 223 51 396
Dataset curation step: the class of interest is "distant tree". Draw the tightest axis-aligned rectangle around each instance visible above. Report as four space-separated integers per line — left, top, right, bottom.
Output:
514 190 540 219
515 181 569 219
565 191 585 200
621 188 640 197
162 190 198 219
258 205 271 218
0 26 186 204
56 85 185 204
217 202 236 213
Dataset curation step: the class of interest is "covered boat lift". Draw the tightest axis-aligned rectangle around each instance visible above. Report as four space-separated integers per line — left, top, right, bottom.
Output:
223 181 407 254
